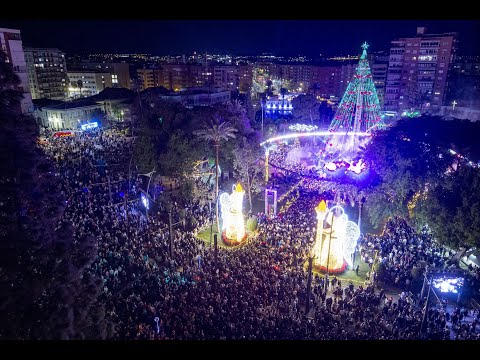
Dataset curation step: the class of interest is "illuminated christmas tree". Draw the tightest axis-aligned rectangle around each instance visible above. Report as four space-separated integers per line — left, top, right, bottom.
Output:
329 42 386 134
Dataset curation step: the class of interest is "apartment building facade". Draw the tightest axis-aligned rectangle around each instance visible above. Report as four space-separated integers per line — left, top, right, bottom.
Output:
67 71 113 98
0 28 34 113
24 47 68 100
384 27 457 113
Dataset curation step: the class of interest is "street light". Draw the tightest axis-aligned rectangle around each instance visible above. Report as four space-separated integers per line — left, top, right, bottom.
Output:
154 316 160 334
261 98 264 137
305 249 315 317
139 167 156 222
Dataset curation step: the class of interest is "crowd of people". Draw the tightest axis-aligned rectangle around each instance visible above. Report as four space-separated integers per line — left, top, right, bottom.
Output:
358 217 447 290
39 127 479 340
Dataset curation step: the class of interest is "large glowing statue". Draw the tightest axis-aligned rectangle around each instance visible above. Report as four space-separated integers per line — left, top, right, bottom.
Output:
312 201 360 274
219 183 246 244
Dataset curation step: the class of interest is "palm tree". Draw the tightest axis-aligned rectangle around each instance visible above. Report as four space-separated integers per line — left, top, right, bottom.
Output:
280 87 288 109
194 116 237 233
266 79 273 96
77 80 83 98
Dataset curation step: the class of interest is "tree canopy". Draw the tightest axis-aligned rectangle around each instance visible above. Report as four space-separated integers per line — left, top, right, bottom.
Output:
416 165 480 250
0 50 106 339
363 115 480 251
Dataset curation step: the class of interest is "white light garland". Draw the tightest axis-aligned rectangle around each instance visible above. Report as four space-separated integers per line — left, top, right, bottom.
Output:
288 123 319 132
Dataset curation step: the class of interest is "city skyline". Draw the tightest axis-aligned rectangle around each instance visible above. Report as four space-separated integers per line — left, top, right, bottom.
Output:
1 20 479 56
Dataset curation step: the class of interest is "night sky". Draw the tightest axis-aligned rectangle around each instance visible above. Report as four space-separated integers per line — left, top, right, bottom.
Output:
1 20 479 56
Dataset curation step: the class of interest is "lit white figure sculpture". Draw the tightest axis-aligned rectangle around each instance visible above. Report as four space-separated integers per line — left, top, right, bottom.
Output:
344 221 360 267
219 192 232 233
219 183 246 243
313 201 360 274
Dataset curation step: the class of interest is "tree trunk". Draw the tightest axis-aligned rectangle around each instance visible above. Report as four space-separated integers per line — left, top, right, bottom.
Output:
215 143 220 233
358 197 362 228
247 171 252 211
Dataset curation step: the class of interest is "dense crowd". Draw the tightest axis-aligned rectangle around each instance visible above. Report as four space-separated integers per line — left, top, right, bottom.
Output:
39 128 479 340
358 217 447 290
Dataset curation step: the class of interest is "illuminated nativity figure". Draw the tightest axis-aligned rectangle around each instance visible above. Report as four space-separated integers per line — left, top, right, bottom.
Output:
312 200 360 274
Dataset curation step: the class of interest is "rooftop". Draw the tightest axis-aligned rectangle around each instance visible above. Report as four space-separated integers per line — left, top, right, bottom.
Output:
33 98 99 110
90 87 136 101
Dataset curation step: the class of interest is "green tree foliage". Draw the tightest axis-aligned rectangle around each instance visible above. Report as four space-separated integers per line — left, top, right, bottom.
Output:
89 108 107 126
0 51 105 339
158 130 202 178
291 94 320 124
318 100 335 128
364 115 480 234
246 216 258 232
77 79 83 97
416 166 480 251
232 137 264 211
364 117 452 226
239 90 255 124
133 111 160 173
194 117 237 232
132 95 191 173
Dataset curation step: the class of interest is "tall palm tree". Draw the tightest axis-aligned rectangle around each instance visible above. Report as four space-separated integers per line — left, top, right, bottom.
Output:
280 87 288 109
194 116 237 233
77 80 83 98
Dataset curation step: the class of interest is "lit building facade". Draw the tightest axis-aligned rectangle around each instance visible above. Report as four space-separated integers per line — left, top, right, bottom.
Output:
67 62 131 89
33 99 102 130
156 87 231 107
0 28 33 113
67 71 113 98
384 27 457 113
137 66 162 90
370 53 389 107
24 47 68 100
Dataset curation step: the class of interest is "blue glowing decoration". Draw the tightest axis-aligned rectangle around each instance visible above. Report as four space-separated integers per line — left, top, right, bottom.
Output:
432 276 464 294
81 122 98 131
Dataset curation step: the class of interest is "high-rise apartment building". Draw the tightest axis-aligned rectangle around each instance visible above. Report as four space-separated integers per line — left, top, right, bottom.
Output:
370 52 390 107
137 66 162 91
0 28 33 113
384 27 457 113
24 47 68 100
238 64 253 93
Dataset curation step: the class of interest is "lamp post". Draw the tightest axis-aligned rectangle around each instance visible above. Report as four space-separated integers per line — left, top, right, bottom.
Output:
168 208 174 258
325 207 336 288
261 98 264 137
305 252 315 316
420 275 432 338
139 167 156 222
265 148 270 183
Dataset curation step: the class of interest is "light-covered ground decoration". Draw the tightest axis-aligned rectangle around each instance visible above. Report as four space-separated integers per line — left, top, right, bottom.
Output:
312 201 360 274
219 183 246 244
